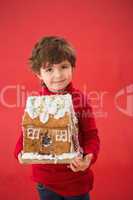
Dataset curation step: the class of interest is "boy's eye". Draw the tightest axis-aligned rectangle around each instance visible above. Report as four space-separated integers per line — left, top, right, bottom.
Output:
62 65 69 69
45 68 53 72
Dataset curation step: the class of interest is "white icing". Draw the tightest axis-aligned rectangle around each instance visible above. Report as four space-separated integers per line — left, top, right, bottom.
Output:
39 112 49 123
25 94 77 124
54 109 66 119
21 152 78 161
48 101 57 115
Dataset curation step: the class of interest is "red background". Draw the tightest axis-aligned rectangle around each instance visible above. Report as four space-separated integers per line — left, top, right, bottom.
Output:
0 0 133 199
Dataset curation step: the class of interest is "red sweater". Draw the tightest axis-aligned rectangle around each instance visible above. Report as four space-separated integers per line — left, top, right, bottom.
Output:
14 82 100 196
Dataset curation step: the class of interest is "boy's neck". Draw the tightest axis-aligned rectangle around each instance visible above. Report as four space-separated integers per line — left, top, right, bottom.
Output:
48 88 65 93
41 82 73 94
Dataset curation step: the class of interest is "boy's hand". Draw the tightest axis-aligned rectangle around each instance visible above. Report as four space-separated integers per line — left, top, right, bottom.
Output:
18 152 25 164
67 153 93 172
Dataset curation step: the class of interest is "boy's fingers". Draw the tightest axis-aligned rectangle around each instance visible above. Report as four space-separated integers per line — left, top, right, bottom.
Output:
77 156 82 160
70 163 79 172
71 161 79 169
18 152 26 164
72 159 81 167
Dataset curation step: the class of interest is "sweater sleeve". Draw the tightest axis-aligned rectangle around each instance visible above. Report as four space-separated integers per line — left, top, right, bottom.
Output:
78 95 100 165
14 130 23 160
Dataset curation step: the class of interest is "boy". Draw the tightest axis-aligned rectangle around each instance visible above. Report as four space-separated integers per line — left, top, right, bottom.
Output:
14 36 100 200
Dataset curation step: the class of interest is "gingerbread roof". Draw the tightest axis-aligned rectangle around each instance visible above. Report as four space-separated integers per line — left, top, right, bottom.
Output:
22 94 77 128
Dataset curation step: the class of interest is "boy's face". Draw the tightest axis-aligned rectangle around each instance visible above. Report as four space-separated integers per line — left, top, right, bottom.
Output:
38 60 74 92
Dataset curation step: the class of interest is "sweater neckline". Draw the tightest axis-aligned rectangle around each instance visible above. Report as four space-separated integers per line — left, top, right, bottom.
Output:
40 82 74 95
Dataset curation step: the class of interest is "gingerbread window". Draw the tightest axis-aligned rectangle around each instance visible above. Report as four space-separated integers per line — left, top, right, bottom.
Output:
27 127 40 139
56 130 67 142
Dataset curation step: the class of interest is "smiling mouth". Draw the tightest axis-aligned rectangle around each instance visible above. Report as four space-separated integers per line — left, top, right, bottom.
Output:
53 80 65 83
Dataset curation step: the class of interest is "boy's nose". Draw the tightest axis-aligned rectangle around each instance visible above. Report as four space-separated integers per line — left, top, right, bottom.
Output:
54 69 62 78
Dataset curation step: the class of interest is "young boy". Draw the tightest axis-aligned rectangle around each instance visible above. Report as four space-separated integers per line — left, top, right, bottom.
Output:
14 36 100 200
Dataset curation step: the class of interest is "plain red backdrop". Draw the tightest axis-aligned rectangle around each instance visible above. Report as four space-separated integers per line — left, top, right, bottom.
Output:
0 0 133 199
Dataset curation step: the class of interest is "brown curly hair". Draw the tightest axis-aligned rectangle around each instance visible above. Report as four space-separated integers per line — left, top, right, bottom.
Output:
29 36 76 74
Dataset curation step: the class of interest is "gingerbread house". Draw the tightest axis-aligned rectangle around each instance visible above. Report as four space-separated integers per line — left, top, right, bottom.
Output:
21 94 81 164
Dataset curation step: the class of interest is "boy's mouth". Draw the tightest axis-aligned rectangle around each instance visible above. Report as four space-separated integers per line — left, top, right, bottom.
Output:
53 80 65 84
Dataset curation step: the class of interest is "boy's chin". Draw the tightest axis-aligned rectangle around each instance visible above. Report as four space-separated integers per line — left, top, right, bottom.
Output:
51 84 67 91
50 87 65 91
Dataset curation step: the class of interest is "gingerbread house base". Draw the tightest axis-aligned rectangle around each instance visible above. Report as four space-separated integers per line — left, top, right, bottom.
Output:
20 151 79 164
